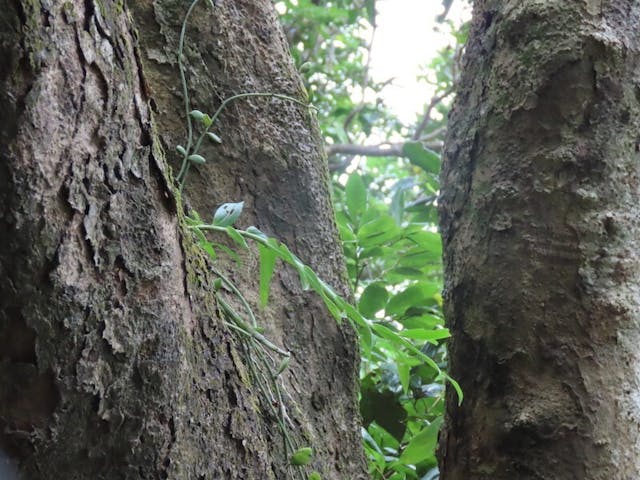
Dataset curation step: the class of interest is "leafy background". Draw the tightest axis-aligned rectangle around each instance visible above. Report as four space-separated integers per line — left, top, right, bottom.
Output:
277 1 469 478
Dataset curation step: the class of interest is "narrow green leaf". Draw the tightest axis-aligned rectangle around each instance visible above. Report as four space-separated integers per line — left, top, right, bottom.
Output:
397 361 410 395
358 282 388 318
246 226 268 239
258 244 277 307
402 142 440 174
449 375 464 405
206 131 222 143
386 283 440 317
399 418 443 465
358 214 401 246
275 355 290 377
397 248 441 267
188 154 207 164
224 226 248 249
345 174 367 222
176 145 187 156
400 314 443 330
359 246 384 259
361 427 383 455
358 321 373 359
213 201 244 227
323 297 344 323
399 328 450 342
371 323 442 375
199 240 216 260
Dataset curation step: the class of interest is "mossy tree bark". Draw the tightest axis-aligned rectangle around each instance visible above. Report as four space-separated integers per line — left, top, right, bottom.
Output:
0 0 366 479
439 1 640 479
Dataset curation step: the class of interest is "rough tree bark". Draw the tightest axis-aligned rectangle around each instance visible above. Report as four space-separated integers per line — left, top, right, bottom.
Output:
438 1 640 479
0 0 366 479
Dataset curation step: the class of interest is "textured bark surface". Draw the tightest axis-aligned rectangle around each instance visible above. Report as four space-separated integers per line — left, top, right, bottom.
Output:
438 1 640 479
0 0 365 479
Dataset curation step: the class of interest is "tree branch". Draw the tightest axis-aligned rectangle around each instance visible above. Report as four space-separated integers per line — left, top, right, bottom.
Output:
326 140 443 161
327 142 404 158
411 87 454 141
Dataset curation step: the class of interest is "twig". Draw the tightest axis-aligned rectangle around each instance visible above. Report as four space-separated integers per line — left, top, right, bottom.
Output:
411 87 454 141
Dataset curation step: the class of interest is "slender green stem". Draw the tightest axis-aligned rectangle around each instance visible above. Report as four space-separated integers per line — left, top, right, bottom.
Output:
177 0 202 168
179 93 315 188
218 296 290 357
211 265 257 327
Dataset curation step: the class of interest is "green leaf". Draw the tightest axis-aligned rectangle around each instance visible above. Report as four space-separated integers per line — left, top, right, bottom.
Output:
189 109 205 121
397 248 441 268
386 283 440 317
358 282 388 318
308 473 321 480
176 145 187 156
258 244 277 307
246 226 268 239
399 328 450 343
290 447 313 466
397 361 410 395
400 314 443 330
449 375 464 405
213 201 244 227
367 421 400 450
191 227 216 260
206 131 222 143
199 240 216 260
188 154 207 165
361 427 383 455
359 246 384 259
202 113 213 128
345 174 367 222
402 142 440 174
224 227 249 249
399 417 443 465
357 320 373 358
358 214 401 247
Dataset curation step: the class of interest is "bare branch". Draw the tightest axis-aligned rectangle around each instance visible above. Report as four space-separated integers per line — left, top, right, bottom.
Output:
327 142 404 158
326 140 443 159
411 87 454 141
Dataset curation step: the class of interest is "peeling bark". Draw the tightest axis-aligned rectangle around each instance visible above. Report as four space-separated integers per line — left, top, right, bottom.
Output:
439 1 640 479
0 0 366 478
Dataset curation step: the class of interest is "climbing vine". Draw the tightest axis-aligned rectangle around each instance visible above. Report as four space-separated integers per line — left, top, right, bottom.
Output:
173 1 461 479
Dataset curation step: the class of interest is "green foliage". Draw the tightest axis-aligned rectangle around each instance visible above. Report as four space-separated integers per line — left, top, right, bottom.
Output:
175 1 468 479
278 1 470 479
276 0 400 147
335 169 454 479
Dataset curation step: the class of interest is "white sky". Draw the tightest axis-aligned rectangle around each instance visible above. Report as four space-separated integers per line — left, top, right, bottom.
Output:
369 0 471 122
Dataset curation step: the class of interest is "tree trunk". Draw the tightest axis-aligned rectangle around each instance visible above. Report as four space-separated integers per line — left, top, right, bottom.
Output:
438 1 640 479
0 1 366 478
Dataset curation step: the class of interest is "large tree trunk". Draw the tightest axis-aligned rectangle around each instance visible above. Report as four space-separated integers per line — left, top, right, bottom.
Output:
438 1 640 479
0 1 366 478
